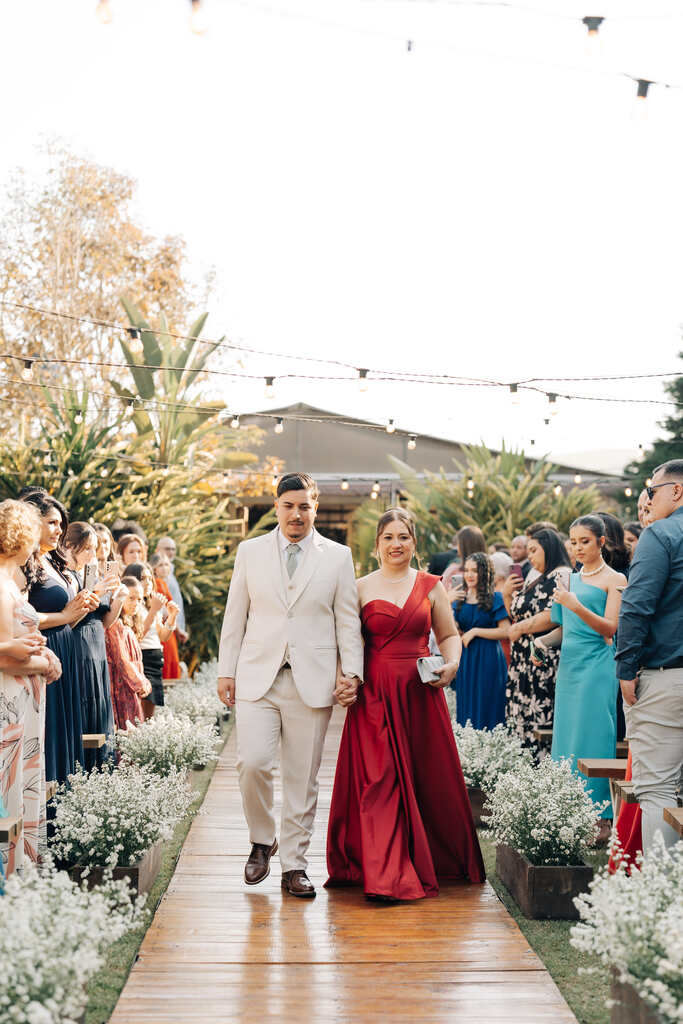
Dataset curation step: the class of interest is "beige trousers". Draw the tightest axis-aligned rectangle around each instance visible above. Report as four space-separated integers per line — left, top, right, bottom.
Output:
235 668 333 872
625 667 683 852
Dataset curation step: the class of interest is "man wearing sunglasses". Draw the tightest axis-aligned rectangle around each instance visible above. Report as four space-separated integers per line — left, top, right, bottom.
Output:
616 459 683 853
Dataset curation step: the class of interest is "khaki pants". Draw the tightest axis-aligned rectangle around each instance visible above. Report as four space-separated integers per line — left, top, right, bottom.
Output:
625 667 683 852
236 668 333 872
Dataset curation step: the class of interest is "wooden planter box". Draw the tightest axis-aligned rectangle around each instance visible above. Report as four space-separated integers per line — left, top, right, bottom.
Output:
67 841 162 897
610 971 665 1024
496 843 593 920
467 787 489 828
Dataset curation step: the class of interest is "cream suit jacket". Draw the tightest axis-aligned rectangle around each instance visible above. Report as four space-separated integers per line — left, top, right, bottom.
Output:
217 528 364 708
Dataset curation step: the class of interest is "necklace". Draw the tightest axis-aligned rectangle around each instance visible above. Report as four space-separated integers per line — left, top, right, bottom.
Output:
580 558 606 578
379 570 412 584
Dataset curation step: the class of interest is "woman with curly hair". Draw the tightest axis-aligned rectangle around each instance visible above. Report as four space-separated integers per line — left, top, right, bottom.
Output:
450 552 510 729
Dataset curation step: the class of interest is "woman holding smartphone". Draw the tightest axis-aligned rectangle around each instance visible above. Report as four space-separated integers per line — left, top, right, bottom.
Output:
63 523 123 769
124 563 179 718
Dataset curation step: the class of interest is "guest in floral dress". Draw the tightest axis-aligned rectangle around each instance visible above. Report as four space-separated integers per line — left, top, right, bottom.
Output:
0 500 61 874
504 528 571 746
105 577 151 730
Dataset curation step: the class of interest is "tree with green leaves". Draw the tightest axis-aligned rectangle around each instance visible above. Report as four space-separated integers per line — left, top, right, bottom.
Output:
626 354 683 480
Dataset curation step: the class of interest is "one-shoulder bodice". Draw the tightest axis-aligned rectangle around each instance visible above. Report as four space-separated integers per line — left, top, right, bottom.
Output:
361 572 440 659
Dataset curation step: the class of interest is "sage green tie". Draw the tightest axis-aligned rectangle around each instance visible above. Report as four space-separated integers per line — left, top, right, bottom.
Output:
286 542 301 578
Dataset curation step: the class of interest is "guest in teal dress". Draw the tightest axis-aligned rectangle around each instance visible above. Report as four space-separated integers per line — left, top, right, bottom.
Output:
449 553 510 730
536 516 626 842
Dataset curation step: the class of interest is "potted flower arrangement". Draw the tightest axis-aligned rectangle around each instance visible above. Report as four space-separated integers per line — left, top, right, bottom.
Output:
452 721 533 827
50 762 194 895
165 679 225 728
193 658 230 726
571 834 682 1024
0 858 145 1024
117 709 219 779
488 756 604 919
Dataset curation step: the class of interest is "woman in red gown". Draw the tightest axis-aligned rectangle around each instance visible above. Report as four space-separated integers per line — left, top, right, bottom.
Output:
326 508 485 901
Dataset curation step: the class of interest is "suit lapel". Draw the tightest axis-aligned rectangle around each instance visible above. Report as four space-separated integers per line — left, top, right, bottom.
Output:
267 529 287 608
287 530 324 608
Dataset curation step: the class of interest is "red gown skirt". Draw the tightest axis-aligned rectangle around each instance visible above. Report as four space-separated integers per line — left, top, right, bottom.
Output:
609 749 642 873
326 572 485 900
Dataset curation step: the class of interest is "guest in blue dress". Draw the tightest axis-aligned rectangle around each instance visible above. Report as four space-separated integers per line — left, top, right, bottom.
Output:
449 552 510 729
64 523 124 770
539 515 626 840
22 493 99 783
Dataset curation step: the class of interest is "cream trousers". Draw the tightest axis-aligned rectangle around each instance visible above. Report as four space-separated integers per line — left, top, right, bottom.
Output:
625 667 683 852
235 668 333 872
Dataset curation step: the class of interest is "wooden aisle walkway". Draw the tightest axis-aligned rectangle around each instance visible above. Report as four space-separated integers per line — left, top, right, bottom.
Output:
111 710 577 1023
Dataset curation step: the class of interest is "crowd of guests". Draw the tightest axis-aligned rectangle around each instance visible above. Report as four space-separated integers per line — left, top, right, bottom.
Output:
0 487 188 877
428 462 683 854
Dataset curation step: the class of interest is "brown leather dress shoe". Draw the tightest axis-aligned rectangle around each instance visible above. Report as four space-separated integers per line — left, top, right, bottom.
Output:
281 870 316 898
244 840 278 885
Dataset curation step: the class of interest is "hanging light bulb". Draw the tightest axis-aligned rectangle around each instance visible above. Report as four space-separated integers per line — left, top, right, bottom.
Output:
230 414 240 429
573 474 582 484
582 15 604 54
624 487 633 498
96 0 113 24
100 468 109 478
370 490 378 500
84 481 92 491
74 412 83 425
271 473 279 488
407 434 417 451
21 359 34 381
553 484 562 496
340 478 349 491
530 439 536 447
264 377 275 399
466 478 475 490
509 383 520 406
358 368 369 393
386 419 395 434
636 79 652 101
645 477 653 488
126 327 139 340
181 486 188 495
274 417 284 434
372 480 380 492
547 393 558 416
544 417 550 427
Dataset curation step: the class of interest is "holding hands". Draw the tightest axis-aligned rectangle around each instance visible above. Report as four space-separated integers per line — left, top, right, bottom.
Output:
335 673 359 707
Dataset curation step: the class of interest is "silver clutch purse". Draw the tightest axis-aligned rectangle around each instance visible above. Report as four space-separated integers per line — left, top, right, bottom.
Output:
416 655 445 683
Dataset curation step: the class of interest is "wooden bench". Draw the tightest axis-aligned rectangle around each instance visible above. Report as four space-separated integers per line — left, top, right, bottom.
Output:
534 729 628 759
82 733 106 749
577 759 628 818
663 807 683 839
0 816 23 844
611 780 638 819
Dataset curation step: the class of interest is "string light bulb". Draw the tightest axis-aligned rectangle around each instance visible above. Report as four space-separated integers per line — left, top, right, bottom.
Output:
372 480 380 492
100 468 109 478
624 487 633 498
274 417 284 434
126 327 139 340
358 368 369 393
574 474 582 484
341 478 349 491
96 0 113 24
74 413 83 425
271 473 278 488
21 359 34 381
645 477 652 488
553 484 562 496
636 79 652 101
84 481 92 491
190 0 208 34
547 393 558 416
181 486 188 495
466 478 475 490
264 377 275 399
582 15 604 53
386 419 395 434
509 383 520 405
370 490 378 500
230 415 240 429
407 434 417 450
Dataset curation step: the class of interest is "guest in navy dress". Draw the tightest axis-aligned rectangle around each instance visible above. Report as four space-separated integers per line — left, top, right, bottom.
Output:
449 552 510 729
64 523 124 770
22 493 99 783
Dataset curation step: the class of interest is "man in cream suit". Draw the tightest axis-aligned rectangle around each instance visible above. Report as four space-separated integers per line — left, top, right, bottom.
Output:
217 472 363 898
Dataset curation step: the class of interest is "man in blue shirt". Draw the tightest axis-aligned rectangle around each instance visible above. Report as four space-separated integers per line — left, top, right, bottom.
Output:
616 459 683 852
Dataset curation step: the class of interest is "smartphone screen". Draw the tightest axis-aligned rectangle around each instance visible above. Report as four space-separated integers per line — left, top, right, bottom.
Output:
83 564 98 591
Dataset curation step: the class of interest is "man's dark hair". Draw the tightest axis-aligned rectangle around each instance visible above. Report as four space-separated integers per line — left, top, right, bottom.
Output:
526 520 558 536
111 519 148 545
276 473 319 500
527 527 571 575
654 459 683 479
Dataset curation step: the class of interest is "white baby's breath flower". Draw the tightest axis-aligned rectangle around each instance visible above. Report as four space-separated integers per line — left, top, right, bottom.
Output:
116 709 218 776
452 720 534 793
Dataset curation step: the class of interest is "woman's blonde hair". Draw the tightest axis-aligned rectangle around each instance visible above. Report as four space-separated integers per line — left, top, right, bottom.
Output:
0 499 42 557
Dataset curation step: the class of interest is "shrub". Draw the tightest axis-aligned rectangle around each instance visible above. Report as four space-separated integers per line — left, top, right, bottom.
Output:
488 756 606 866
51 762 194 868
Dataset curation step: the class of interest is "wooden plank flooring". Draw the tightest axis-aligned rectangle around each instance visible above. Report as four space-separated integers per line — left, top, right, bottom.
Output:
111 709 576 1023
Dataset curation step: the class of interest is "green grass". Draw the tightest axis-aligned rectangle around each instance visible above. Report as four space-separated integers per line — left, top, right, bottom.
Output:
84 719 233 1024
478 832 610 1024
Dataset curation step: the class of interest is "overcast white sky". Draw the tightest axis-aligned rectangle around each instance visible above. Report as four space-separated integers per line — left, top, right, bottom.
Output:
2 0 682 472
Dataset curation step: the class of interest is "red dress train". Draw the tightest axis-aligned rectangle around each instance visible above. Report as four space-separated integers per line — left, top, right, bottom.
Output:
326 572 485 900
609 749 642 873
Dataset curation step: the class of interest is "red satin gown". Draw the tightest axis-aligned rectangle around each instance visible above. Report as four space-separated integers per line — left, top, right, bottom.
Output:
326 572 485 900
